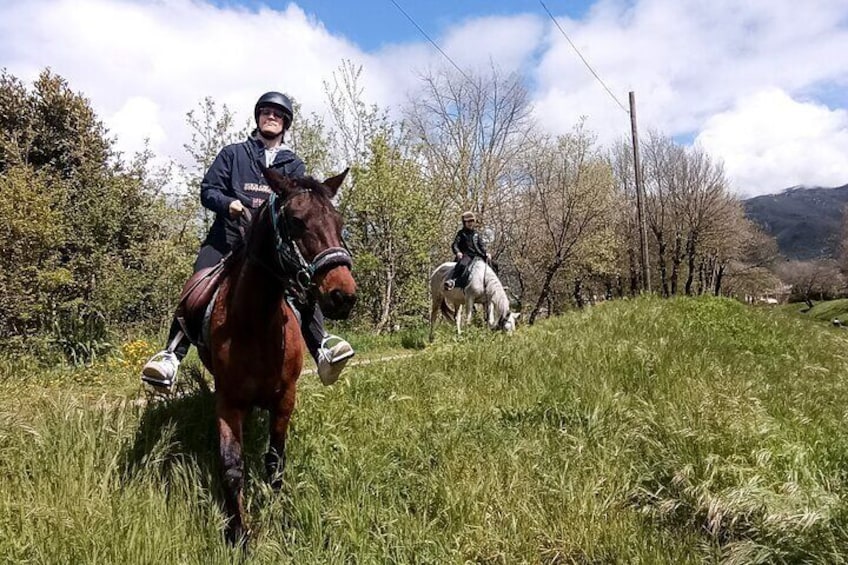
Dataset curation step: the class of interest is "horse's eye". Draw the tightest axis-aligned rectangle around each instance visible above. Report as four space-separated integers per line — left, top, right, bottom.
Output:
286 217 306 236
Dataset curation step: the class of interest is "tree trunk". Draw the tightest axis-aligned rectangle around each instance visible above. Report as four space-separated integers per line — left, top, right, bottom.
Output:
658 241 669 297
714 264 725 296
375 261 394 333
684 232 697 296
529 257 563 325
670 232 682 296
375 237 395 333
627 246 639 297
574 277 585 309
702 257 713 295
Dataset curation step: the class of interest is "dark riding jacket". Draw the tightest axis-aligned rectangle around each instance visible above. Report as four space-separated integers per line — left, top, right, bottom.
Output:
451 228 488 258
201 134 306 248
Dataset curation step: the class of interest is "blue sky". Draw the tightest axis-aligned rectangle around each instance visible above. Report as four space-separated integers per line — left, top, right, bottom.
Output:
1 0 846 196
215 0 594 50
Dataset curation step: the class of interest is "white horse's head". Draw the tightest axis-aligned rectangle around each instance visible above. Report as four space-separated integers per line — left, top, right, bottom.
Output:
493 310 520 333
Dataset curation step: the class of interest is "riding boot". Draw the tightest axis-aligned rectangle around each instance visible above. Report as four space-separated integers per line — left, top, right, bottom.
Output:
141 318 190 391
298 302 354 385
299 302 325 361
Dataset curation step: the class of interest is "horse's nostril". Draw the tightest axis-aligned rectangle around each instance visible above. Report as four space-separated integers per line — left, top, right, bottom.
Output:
330 289 356 309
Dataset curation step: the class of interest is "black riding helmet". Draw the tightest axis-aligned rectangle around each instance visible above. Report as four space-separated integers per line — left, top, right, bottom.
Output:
254 91 294 130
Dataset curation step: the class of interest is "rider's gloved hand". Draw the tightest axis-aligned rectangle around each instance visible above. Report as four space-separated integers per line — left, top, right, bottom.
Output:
455 252 463 261
229 200 245 218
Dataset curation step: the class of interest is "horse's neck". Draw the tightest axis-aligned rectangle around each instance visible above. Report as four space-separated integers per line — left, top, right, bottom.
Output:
480 267 509 315
227 254 285 330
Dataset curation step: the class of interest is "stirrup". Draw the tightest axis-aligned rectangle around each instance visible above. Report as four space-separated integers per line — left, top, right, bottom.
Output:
320 336 355 363
140 351 179 392
317 336 354 386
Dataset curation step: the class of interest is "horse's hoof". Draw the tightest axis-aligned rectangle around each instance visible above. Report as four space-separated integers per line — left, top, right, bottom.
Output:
264 450 286 491
225 524 250 549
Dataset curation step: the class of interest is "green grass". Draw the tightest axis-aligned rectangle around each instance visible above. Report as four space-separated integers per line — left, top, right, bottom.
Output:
804 299 848 323
2 297 848 563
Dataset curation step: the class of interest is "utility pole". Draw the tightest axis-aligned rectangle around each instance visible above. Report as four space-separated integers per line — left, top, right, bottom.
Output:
629 91 651 293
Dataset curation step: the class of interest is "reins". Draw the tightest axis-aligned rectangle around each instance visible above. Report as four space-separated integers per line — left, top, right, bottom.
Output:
246 188 353 305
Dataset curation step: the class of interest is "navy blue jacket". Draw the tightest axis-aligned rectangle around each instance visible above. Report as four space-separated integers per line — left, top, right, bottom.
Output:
200 134 306 248
451 228 488 258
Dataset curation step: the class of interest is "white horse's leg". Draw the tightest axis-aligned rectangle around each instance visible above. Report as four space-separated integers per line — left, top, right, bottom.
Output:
455 303 463 335
465 293 475 326
487 301 495 328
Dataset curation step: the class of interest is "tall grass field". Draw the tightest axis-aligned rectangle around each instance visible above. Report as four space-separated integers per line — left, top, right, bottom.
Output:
2 297 848 563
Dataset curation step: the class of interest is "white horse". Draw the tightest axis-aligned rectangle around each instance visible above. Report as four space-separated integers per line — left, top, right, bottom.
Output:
429 258 520 341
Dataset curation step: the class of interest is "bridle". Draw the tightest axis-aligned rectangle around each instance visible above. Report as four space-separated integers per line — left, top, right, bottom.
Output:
248 188 352 304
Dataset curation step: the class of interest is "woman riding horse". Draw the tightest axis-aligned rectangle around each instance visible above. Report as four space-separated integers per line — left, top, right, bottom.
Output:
141 91 354 390
444 211 491 291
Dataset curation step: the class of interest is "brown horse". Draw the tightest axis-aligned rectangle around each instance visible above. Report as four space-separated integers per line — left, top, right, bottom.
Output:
202 168 356 545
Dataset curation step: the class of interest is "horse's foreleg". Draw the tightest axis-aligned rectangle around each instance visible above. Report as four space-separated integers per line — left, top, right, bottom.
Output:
217 399 248 546
266 384 297 491
455 303 462 335
465 295 474 326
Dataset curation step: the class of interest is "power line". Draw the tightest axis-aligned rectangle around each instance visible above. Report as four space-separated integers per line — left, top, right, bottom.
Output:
539 1 629 114
387 0 475 85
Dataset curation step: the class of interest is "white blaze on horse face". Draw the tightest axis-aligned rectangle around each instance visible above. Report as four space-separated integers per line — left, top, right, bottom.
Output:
503 313 517 333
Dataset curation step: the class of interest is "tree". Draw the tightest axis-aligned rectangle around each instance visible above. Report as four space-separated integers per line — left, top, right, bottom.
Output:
509 124 617 324
609 139 642 296
287 100 337 179
325 62 439 330
777 260 844 308
342 135 438 330
404 66 533 252
641 132 681 296
0 165 65 338
0 69 194 360
640 132 739 297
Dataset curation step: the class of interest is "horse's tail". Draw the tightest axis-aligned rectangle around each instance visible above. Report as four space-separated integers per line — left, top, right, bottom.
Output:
440 298 455 322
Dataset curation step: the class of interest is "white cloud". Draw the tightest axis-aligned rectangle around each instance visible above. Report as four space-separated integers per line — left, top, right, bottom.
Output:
107 96 166 157
1 0 847 196
530 0 848 193
0 0 391 163
440 14 544 74
696 89 848 196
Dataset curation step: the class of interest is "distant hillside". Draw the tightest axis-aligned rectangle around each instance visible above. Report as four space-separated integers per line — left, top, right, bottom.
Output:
743 184 848 260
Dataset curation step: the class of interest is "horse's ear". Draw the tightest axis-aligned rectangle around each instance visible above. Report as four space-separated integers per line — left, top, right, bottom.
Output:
262 166 295 196
322 168 349 197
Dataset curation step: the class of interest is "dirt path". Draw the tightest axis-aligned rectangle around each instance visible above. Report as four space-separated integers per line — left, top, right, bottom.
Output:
299 351 418 376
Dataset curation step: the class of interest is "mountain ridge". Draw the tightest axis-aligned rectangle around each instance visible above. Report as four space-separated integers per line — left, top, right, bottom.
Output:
743 183 848 260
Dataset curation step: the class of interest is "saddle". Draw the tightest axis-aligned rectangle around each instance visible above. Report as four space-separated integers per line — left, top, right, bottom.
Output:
453 257 481 290
174 255 230 352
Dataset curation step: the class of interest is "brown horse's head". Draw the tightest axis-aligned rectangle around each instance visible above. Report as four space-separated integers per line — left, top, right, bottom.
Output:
261 168 357 319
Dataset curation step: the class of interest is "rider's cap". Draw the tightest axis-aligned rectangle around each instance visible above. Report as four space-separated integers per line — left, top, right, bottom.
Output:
461 211 476 222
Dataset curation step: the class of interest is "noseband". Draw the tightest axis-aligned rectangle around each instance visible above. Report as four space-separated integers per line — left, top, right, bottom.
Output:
253 189 352 303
